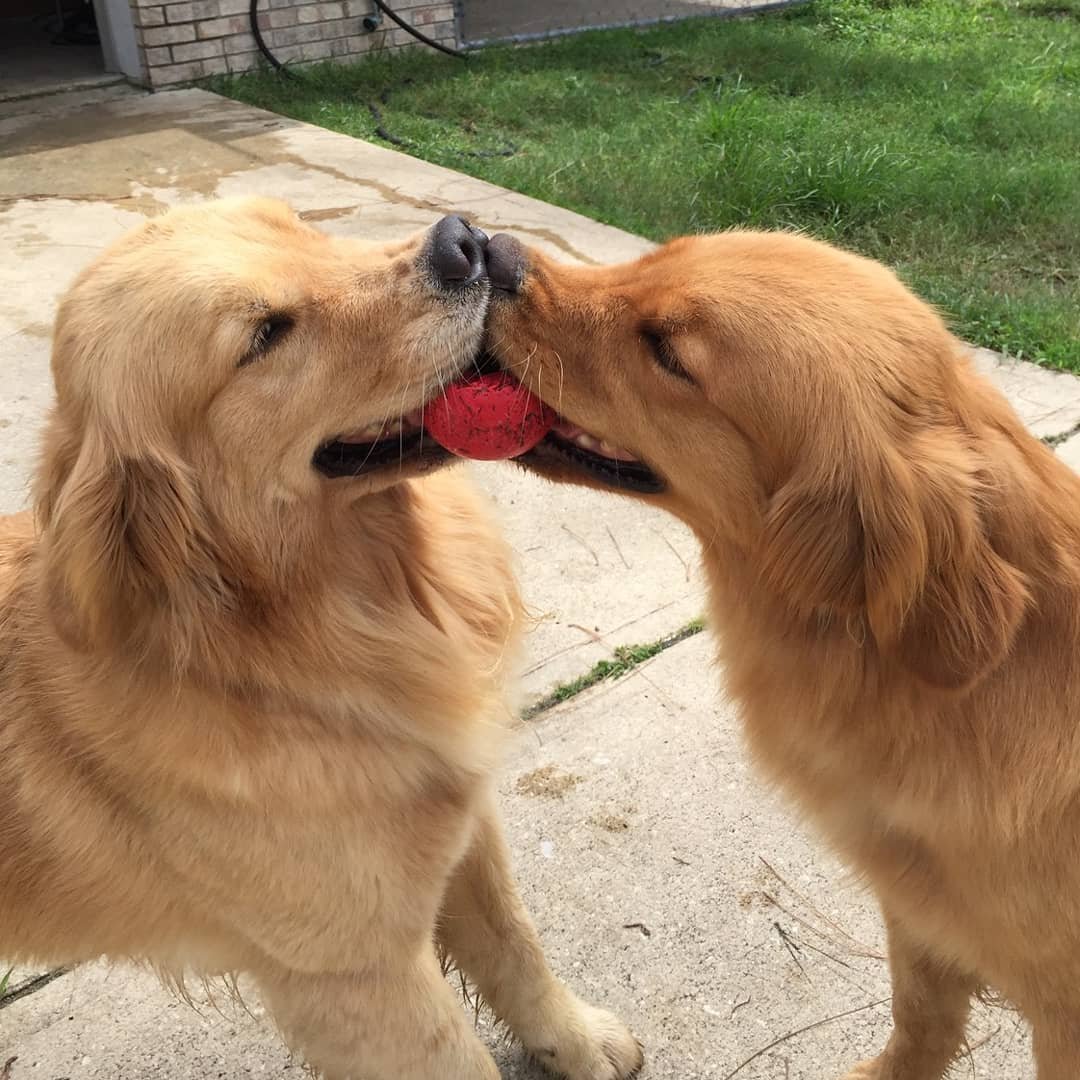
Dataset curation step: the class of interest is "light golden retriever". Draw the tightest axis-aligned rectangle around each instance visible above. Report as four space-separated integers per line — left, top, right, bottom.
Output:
483 229 1080 1079
0 198 642 1080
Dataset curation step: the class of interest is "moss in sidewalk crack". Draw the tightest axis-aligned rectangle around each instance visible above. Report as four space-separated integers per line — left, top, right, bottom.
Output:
523 616 705 720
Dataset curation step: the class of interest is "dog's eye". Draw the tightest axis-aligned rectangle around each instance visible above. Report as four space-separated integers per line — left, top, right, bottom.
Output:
642 330 695 385
242 315 294 366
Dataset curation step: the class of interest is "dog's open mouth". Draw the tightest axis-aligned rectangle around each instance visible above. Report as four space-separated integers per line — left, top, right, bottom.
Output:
524 418 665 494
313 409 450 479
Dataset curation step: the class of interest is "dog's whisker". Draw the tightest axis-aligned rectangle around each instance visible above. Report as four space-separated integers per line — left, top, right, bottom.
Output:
549 349 565 414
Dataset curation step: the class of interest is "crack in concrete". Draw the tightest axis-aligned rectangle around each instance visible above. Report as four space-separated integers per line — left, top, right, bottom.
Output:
498 223 601 265
523 617 705 720
0 193 140 206
1043 419 1080 448
3 127 603 266
0 967 70 1011
268 152 602 264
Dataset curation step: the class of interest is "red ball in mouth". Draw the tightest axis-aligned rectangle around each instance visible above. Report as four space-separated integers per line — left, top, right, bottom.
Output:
423 371 556 461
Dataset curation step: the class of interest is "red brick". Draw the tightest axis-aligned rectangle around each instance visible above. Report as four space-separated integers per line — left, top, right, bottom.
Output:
196 14 248 37
267 7 299 28
171 37 226 61
223 32 259 52
148 55 228 85
226 49 262 72
134 6 166 27
190 0 249 17
300 39 337 60
141 23 196 45
163 2 194 21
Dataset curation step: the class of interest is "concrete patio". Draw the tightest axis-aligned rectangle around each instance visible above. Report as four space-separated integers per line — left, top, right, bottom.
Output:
4 84 1077 1078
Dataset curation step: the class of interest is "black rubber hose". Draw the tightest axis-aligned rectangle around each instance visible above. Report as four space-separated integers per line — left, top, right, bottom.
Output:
370 0 466 59
250 0 294 75
249 0 465 73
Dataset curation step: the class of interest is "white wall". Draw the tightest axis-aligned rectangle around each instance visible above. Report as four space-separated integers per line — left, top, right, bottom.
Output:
93 0 143 80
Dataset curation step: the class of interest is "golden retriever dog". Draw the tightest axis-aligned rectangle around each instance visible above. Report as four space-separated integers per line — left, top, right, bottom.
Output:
0 198 643 1080
482 229 1080 1079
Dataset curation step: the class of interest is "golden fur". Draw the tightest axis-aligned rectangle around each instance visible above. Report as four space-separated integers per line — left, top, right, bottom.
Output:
0 198 642 1080
487 230 1080 1078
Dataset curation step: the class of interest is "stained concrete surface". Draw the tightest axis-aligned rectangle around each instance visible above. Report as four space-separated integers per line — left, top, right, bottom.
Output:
2 84 1075 1078
458 0 761 46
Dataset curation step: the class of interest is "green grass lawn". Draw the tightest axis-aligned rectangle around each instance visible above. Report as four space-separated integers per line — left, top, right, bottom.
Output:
217 0 1079 368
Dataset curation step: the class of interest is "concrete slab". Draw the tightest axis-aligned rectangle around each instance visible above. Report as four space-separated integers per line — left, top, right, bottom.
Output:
969 347 1080 438
0 84 1065 1079
1055 432 1080 474
2 635 1035 1078
484 634 1033 1078
470 462 702 700
459 0 760 47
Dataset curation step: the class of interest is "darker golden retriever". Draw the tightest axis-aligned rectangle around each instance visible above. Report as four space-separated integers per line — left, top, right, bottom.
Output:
483 229 1080 1079
0 198 642 1080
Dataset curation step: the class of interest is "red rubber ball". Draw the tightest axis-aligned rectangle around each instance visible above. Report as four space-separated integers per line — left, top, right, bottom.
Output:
424 372 556 461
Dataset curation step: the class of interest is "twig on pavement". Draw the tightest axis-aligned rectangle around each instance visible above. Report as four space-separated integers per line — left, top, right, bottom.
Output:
721 997 892 1080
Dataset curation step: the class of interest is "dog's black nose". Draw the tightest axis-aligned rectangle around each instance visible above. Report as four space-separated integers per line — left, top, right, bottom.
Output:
485 233 526 294
430 215 488 289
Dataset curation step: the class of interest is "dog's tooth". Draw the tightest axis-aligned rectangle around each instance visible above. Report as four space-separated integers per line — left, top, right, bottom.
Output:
574 433 599 452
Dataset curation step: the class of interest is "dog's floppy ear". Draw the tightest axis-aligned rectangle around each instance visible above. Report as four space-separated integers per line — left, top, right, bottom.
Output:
762 435 1028 690
759 471 866 617
35 412 227 652
865 437 1029 689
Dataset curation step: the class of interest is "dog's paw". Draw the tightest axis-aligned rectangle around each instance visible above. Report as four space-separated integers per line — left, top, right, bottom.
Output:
572 1003 644 1079
528 1000 643 1080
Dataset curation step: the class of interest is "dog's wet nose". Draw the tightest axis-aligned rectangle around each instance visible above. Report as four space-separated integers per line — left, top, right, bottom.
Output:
485 234 526 294
430 215 488 289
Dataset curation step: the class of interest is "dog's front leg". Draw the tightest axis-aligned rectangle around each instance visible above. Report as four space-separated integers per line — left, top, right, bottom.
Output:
256 950 500 1080
437 788 643 1080
841 911 976 1080
1031 1010 1080 1080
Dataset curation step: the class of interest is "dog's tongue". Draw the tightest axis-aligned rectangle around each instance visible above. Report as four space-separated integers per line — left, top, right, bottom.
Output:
423 372 556 461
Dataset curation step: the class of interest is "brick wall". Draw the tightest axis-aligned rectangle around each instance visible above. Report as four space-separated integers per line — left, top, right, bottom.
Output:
128 0 458 88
